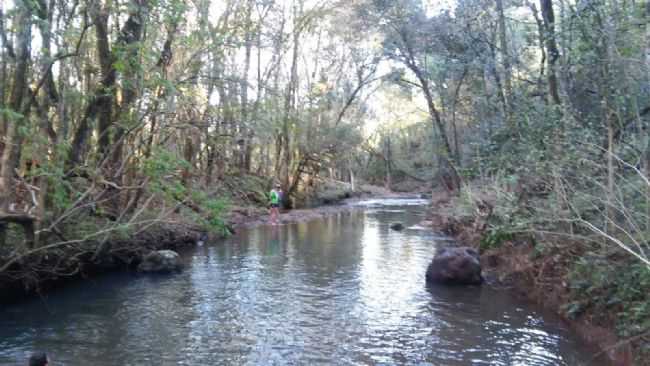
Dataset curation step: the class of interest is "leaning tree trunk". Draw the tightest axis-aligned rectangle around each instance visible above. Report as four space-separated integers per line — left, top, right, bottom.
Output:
411 66 460 192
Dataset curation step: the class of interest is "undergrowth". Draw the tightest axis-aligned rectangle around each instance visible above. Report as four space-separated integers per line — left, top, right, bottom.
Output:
568 258 650 338
456 178 650 357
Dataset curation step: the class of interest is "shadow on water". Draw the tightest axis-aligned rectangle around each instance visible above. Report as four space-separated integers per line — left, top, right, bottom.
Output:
0 200 606 365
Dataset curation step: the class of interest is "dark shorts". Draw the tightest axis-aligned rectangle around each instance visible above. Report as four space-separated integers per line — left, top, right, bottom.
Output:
270 203 279 208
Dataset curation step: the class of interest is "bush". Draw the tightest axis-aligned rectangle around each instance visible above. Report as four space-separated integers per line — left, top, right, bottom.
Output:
568 257 650 337
480 229 513 251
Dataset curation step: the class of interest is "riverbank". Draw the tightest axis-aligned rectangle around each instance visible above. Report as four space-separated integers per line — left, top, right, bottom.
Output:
0 220 205 305
226 184 404 230
1 198 598 366
0 181 396 305
426 188 648 365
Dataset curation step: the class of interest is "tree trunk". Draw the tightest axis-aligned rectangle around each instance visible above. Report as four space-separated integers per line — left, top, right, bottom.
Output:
0 5 8 154
411 68 453 160
645 1 650 232
528 1 547 98
488 37 508 123
606 107 614 234
91 3 116 161
403 52 459 191
385 135 392 190
182 136 194 188
349 161 355 192
496 0 515 131
240 0 254 172
450 67 468 167
281 0 302 190
0 1 31 213
33 0 59 244
540 0 562 106
108 0 147 216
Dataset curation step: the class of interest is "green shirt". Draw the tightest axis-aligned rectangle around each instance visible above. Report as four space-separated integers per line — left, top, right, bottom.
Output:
270 189 280 204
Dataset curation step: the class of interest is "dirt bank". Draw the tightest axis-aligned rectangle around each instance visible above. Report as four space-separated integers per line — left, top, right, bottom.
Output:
427 190 643 366
0 221 204 305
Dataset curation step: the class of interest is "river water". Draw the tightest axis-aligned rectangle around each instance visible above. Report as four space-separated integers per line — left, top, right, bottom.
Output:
0 199 604 365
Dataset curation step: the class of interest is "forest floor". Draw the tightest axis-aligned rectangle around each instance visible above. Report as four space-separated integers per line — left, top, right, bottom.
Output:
426 188 647 366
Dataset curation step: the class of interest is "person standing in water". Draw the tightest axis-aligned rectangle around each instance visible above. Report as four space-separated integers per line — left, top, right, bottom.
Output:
269 183 282 225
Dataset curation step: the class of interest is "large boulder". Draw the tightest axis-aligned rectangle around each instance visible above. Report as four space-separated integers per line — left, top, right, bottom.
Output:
426 246 483 285
138 250 182 273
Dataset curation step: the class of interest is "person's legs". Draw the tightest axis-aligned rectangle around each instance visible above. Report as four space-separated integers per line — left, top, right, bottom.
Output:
270 205 279 225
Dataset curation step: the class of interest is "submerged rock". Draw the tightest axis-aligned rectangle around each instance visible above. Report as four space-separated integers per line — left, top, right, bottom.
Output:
138 250 182 273
390 222 405 231
426 246 483 285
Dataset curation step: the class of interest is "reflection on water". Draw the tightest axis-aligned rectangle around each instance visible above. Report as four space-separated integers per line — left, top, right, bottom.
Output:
0 202 603 365
353 198 430 207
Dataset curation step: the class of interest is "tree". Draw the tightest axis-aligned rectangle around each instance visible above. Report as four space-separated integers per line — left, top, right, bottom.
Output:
0 0 32 214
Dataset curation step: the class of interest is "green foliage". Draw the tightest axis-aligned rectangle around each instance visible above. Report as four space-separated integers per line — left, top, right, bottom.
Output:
158 0 189 25
4 224 26 250
480 229 513 251
562 300 588 320
203 198 230 235
569 258 650 337
190 190 230 236
2 1 648 358
458 166 480 180
46 164 75 212
235 175 271 204
0 107 24 121
143 148 190 195
114 223 133 241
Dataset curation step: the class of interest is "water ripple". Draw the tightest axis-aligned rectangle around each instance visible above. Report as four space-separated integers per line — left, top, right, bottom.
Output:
0 206 604 365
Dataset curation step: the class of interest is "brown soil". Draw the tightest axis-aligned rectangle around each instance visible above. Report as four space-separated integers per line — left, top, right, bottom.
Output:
427 189 639 366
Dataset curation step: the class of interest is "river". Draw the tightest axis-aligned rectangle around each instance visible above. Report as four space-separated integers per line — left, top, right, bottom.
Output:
0 198 605 365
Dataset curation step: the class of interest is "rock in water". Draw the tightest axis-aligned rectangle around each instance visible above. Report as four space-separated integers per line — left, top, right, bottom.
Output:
426 246 483 285
138 250 182 273
390 222 405 231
